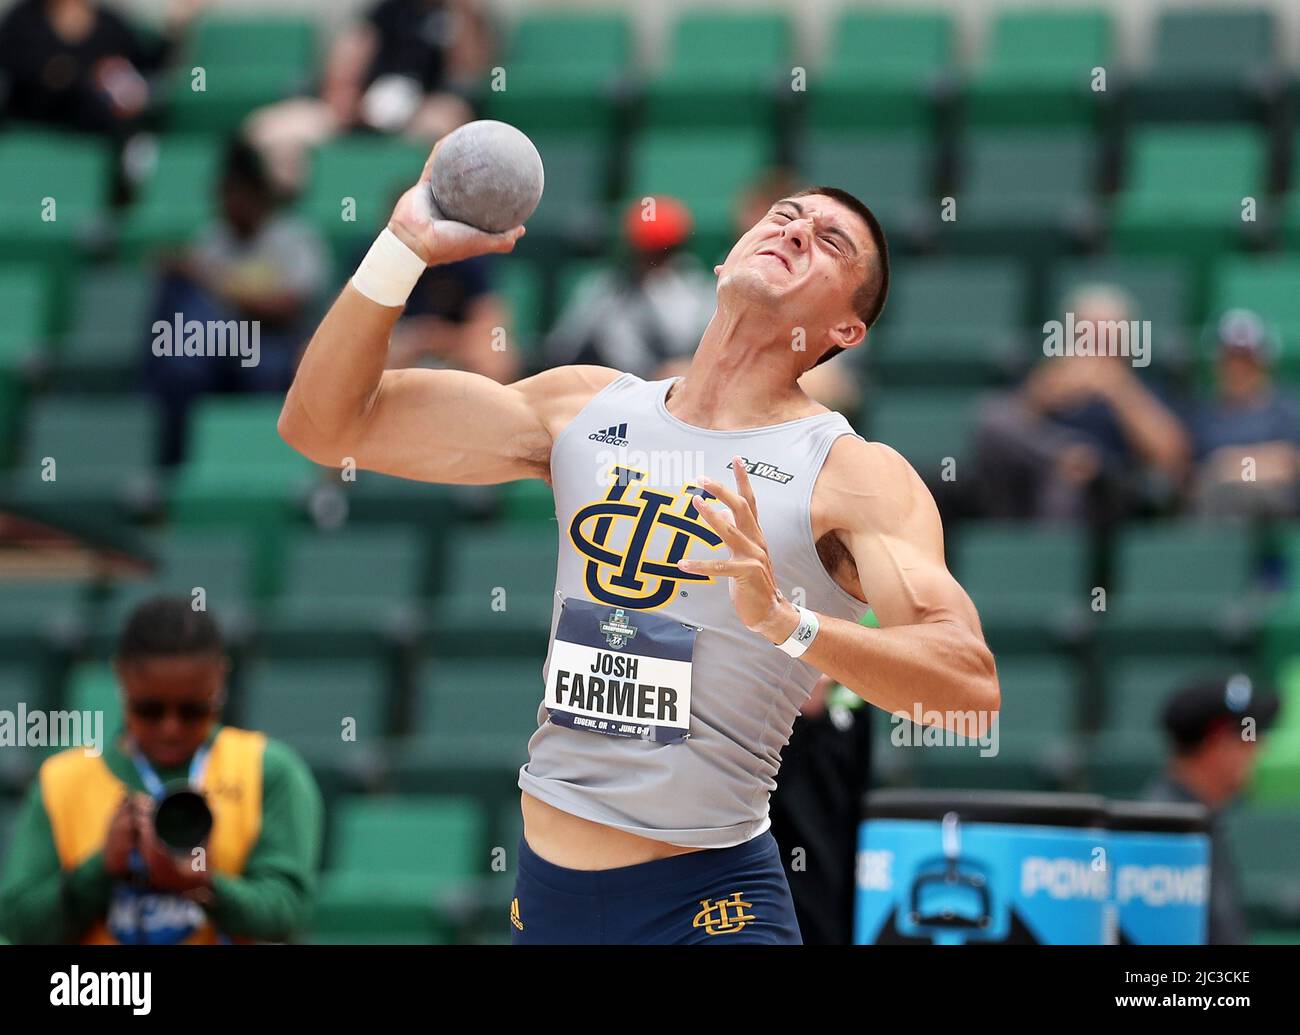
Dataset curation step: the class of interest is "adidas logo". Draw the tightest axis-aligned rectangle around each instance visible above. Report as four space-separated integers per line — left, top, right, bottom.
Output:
510 897 524 931
588 422 629 447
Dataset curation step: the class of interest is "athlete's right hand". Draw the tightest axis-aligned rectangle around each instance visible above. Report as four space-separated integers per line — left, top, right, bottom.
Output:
387 139 525 266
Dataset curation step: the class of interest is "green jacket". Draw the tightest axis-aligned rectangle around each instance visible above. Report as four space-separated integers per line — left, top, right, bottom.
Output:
0 726 323 944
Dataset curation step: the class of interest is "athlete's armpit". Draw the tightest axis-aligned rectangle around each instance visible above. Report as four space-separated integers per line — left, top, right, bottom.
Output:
818 437 984 638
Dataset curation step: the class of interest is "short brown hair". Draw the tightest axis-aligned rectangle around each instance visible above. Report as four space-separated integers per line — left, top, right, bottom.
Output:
787 186 890 367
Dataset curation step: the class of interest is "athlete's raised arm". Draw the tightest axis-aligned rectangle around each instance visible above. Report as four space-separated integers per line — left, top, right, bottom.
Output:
278 148 618 484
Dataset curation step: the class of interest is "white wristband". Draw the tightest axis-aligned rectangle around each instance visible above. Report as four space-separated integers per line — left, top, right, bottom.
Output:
775 605 820 658
350 227 427 307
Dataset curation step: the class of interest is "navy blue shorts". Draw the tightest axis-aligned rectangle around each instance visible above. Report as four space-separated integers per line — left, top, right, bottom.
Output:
509 830 802 945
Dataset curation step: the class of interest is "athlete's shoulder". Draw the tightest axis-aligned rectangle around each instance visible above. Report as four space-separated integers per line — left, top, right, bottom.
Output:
512 364 628 438
513 364 624 405
819 433 936 531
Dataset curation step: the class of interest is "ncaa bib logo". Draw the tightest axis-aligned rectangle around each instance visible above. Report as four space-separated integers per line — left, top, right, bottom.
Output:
568 466 723 610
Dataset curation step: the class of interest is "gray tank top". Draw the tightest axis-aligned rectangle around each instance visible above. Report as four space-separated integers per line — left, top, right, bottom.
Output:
518 373 870 848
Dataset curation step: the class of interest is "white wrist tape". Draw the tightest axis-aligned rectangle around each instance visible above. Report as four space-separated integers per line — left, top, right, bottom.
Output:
775 605 820 658
350 227 427 307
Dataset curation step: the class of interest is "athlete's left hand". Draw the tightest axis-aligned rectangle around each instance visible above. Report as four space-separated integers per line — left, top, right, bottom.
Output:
678 455 801 645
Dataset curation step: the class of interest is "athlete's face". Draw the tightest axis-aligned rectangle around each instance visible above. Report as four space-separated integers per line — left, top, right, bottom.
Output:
117 653 227 769
715 194 873 353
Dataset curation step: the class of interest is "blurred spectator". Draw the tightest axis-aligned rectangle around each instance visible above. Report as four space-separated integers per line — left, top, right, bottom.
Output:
769 674 872 945
1187 310 1300 518
1144 673 1280 945
387 254 519 381
973 284 1190 523
0 0 195 136
542 195 717 379
0 597 323 944
733 168 864 415
244 0 492 197
357 186 519 383
144 138 327 465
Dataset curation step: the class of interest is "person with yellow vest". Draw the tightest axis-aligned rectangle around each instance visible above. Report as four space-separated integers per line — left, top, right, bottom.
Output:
0 596 324 944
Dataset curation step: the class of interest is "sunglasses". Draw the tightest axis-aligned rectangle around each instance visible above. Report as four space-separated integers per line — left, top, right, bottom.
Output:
127 699 217 724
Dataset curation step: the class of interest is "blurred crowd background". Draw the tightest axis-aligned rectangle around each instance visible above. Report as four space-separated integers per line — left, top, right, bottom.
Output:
0 0 1299 944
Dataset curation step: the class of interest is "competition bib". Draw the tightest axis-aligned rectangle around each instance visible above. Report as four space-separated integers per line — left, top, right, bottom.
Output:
545 596 697 743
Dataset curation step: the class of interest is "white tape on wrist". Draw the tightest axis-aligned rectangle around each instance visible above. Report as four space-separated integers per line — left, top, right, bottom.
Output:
350 227 427 307
775 605 820 658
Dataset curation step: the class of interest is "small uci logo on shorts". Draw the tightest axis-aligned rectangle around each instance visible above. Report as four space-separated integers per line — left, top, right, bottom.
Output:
693 892 756 935
599 609 638 649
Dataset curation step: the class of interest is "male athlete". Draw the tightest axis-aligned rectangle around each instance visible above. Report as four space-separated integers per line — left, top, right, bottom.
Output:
278 149 1000 945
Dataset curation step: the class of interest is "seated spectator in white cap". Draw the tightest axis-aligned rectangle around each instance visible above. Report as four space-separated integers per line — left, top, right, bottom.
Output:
1188 309 1300 518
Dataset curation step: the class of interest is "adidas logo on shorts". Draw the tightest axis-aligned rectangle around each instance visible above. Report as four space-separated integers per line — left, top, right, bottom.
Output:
588 422 629 447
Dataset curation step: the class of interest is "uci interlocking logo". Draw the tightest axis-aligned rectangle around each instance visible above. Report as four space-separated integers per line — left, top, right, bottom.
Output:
569 466 724 610
693 892 756 936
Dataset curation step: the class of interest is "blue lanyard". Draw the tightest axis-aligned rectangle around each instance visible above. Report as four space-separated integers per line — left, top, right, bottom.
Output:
129 742 212 801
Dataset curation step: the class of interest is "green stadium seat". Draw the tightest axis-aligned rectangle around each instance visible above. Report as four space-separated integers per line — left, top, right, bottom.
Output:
944 130 1098 258
642 11 791 131
0 795 21 869
797 130 933 245
626 129 770 265
117 138 222 257
1211 256 1300 385
956 522 1090 653
387 733 526 849
1111 127 1267 270
0 661 47 791
868 259 1028 386
520 133 608 247
411 658 544 740
168 398 313 593
296 137 428 267
1046 258 1194 372
238 658 388 769
315 795 487 941
167 15 316 133
0 131 111 264
906 655 1081 791
257 528 428 657
94 529 256 653
965 9 1113 127
427 526 557 658
1097 523 1258 656
1252 729 1300 803
1225 806 1300 926
482 11 631 137
55 265 155 392
1130 7 1280 122
1284 139 1300 250
496 259 544 359
1273 653 1300 734
0 582 91 665
1085 654 1248 796
63 662 122 732
8 396 159 516
501 478 555 525
806 10 953 131
865 389 984 488
1260 529 1300 676
0 266 53 457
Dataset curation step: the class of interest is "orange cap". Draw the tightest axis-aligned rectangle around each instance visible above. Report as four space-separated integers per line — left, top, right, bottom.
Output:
624 196 692 252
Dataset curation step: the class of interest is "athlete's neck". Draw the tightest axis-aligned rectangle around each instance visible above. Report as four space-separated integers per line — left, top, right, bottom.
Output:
668 304 823 431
